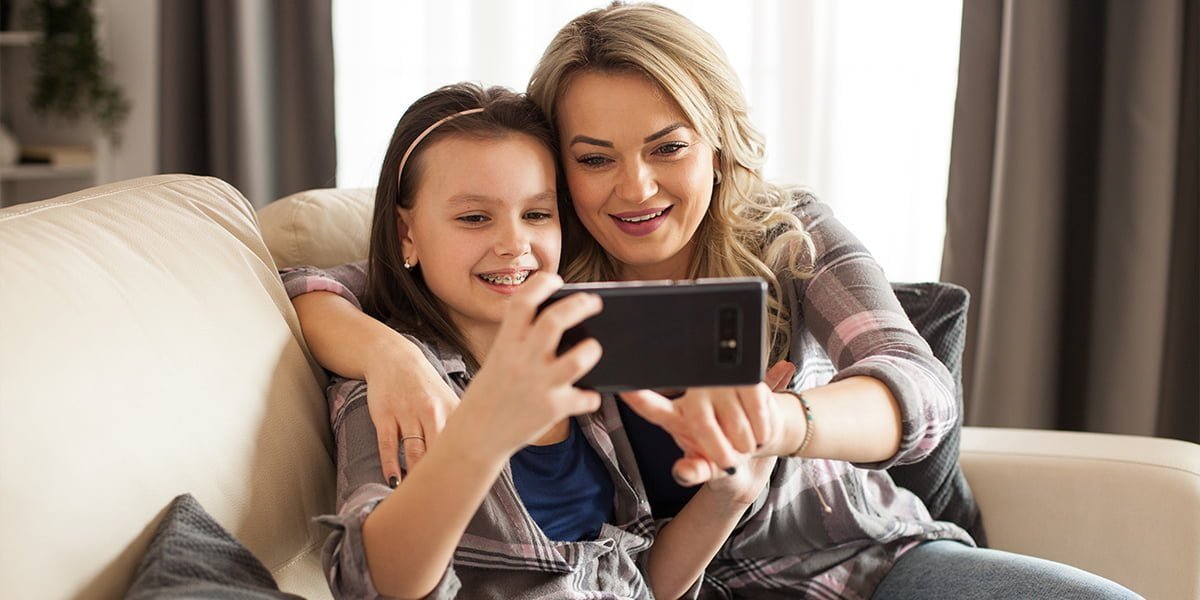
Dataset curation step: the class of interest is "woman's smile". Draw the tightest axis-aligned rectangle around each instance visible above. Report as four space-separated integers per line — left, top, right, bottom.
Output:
609 205 673 236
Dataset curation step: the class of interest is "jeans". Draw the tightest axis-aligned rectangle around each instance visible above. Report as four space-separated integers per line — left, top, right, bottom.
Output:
872 541 1143 599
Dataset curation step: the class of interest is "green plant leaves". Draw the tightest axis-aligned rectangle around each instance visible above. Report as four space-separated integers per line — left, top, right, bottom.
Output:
28 0 130 144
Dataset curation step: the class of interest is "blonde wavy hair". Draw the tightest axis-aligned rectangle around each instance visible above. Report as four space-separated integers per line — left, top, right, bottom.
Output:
528 1 816 361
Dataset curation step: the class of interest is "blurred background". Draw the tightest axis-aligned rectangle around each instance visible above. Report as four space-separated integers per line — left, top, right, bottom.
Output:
0 0 1194 442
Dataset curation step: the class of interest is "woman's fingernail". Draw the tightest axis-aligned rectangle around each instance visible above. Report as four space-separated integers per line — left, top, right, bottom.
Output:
388 476 400 489
725 466 737 475
672 470 691 486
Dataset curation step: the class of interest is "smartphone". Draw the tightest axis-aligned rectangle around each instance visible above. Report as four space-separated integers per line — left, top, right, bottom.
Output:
539 277 767 393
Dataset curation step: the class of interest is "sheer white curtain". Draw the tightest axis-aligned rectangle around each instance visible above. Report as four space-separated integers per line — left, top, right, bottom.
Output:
333 0 961 281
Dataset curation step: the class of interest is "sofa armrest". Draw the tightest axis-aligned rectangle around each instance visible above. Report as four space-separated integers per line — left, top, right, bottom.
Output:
960 427 1200 599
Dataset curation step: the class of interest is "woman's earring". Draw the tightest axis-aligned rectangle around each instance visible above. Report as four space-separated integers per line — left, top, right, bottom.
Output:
403 258 412 270
713 169 723 185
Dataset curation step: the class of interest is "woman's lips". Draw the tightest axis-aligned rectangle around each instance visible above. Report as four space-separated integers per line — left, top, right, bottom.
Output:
609 206 672 237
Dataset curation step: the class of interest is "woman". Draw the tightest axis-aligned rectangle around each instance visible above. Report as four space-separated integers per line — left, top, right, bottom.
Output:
290 3 1139 598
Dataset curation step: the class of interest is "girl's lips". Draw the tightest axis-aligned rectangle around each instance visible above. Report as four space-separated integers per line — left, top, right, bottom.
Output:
609 206 672 237
478 278 522 295
475 269 534 295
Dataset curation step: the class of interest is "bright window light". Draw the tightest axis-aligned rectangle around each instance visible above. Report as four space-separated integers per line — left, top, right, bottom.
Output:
333 0 962 282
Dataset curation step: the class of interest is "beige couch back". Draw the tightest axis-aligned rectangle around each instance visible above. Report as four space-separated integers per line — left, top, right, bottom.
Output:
0 175 336 599
258 186 374 269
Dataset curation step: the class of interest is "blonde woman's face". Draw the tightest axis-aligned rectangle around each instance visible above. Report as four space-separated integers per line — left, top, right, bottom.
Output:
400 133 560 335
556 71 715 281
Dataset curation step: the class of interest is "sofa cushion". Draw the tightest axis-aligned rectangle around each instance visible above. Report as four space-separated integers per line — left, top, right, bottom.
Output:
0 175 335 599
258 187 374 269
890 282 986 545
127 494 301 599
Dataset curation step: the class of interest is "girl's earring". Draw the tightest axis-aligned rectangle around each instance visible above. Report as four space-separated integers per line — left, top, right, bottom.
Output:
713 169 723 185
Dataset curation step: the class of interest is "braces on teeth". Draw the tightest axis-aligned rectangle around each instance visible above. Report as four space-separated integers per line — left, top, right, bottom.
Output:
480 271 529 285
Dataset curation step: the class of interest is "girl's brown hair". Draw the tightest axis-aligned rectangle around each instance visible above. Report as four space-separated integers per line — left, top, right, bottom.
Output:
364 83 560 370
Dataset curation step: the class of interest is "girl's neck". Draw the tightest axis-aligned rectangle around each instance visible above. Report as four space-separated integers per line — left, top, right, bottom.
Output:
457 323 499 367
530 420 571 446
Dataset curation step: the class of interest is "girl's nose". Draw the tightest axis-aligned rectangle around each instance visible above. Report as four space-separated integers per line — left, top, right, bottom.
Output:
494 219 532 257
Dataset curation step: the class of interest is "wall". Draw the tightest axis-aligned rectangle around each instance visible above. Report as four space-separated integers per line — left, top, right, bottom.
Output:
98 0 158 182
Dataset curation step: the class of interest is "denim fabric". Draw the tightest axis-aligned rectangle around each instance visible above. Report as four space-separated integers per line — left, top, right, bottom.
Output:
873 541 1143 599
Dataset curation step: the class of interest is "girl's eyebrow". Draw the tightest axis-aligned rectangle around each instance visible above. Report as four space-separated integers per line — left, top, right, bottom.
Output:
568 122 689 148
446 194 497 205
446 191 558 205
530 191 558 204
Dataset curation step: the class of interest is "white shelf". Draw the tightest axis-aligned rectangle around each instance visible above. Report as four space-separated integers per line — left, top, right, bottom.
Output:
1 22 104 205
0 163 94 181
0 31 42 46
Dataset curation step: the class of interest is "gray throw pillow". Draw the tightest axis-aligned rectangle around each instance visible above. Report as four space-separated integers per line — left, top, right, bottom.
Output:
889 282 987 546
126 494 302 599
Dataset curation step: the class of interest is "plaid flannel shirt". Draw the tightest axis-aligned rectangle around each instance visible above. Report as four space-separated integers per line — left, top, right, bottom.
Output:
311 333 659 599
280 193 973 600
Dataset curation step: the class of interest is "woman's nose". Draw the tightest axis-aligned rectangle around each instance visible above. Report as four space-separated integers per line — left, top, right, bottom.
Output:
614 159 657 204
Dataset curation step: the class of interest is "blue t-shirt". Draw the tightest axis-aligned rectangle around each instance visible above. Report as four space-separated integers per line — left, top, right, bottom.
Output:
510 419 615 542
617 400 697 519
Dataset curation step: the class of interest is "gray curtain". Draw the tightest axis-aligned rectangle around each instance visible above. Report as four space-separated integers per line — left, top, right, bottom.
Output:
158 0 336 208
943 0 1198 442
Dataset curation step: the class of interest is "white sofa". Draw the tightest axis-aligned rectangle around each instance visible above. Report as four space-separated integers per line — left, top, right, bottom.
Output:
1 174 1197 599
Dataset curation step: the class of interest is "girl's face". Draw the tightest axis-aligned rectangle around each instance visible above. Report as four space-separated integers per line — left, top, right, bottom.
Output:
556 70 716 281
400 133 559 334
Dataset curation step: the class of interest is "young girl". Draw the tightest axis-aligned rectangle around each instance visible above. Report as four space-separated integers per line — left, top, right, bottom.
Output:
292 83 778 599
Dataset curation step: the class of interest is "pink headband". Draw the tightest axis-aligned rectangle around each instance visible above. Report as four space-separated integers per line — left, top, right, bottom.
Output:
397 107 485 185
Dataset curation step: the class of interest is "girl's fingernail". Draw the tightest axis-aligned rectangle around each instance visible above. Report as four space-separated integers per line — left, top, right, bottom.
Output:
725 466 737 475
388 476 400 489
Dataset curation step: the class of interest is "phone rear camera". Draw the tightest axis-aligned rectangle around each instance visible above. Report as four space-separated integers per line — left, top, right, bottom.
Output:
717 306 741 366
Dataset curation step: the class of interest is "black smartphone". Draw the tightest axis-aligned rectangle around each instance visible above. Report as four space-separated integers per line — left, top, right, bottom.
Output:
539 277 767 393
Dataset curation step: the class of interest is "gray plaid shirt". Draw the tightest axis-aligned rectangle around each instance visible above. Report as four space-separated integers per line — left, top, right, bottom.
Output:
315 335 659 599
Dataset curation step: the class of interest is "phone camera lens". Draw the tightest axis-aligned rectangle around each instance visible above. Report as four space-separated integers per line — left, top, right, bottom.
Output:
717 307 741 366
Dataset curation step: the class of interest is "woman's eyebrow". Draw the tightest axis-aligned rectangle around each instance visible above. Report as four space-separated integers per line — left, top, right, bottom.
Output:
643 122 687 143
569 135 612 148
568 122 689 148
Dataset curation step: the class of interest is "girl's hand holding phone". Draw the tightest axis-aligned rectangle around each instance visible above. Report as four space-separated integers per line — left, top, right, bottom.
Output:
458 273 605 456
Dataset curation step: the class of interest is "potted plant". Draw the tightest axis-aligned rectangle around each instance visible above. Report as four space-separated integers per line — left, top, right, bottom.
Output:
27 0 129 144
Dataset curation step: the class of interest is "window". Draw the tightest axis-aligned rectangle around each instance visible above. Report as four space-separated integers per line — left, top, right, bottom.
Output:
334 0 962 281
